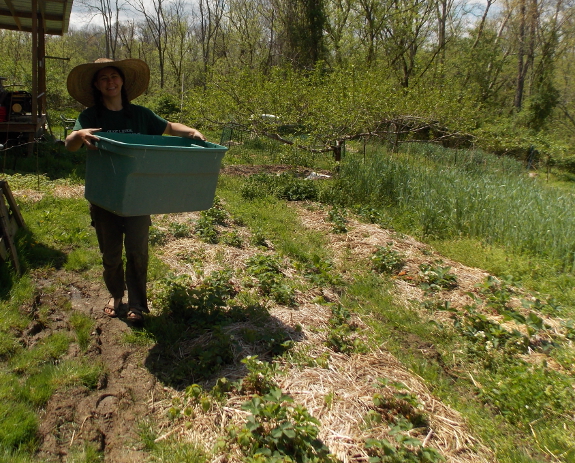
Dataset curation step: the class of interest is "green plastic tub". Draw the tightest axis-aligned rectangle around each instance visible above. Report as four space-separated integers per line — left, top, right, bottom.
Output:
85 132 227 216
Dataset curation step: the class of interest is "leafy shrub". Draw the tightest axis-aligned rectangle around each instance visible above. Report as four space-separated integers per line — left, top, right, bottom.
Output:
203 196 228 225
222 230 243 247
237 356 280 395
454 304 531 362
325 305 367 354
365 418 444 463
195 215 219 243
150 270 238 327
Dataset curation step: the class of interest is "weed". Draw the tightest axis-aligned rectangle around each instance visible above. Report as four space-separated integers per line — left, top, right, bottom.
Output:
479 362 575 427
241 174 276 200
10 332 71 374
138 419 208 462
250 228 269 248
66 443 104 462
371 244 405 274
69 312 94 351
353 205 386 225
275 174 319 201
123 328 157 346
0 402 37 450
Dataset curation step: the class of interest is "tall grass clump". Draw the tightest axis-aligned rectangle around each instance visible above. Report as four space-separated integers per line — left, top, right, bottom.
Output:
335 143 575 269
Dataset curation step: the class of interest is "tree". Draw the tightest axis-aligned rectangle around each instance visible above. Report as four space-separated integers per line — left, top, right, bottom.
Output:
77 0 127 59
279 0 328 68
129 0 170 88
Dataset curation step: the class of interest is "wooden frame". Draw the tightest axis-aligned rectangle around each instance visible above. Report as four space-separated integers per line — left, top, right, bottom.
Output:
0 180 25 274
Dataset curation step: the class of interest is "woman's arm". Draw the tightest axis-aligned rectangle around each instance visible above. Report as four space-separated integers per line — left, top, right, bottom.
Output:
65 128 102 151
163 122 206 141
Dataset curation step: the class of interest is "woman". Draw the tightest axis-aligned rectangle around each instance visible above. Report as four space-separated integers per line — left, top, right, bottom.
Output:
65 58 206 323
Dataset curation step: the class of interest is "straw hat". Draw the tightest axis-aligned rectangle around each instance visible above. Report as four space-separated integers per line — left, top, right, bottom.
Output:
67 58 150 107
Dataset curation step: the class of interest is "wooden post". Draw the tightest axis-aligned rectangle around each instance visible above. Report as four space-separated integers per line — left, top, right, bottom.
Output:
0 180 25 274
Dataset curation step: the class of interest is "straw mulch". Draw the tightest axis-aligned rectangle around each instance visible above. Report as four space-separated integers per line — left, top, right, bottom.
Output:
151 202 497 462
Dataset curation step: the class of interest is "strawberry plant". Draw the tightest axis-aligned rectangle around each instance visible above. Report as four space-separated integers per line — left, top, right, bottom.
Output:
371 244 405 274
229 387 336 462
418 262 457 291
245 254 295 304
365 418 444 462
328 207 348 233
297 254 343 287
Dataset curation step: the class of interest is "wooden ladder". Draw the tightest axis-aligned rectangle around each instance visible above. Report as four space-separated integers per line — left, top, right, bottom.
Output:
0 180 25 274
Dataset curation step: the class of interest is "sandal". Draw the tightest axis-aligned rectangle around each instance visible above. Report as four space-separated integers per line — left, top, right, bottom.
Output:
103 298 120 318
126 308 144 324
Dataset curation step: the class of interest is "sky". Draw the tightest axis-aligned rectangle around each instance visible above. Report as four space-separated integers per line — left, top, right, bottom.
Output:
68 0 493 31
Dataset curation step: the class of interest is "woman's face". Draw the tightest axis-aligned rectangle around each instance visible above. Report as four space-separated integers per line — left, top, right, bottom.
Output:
93 66 123 100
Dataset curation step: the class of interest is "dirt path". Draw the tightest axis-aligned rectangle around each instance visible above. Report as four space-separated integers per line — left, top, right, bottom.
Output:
35 277 166 462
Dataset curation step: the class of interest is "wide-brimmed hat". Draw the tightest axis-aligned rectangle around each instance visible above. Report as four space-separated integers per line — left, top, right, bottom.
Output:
67 58 150 107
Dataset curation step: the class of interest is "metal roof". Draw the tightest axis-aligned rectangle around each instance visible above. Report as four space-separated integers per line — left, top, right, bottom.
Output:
0 0 73 36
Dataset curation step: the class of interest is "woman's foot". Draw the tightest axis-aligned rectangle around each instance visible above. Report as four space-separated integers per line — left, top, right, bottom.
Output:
103 297 122 318
126 308 144 325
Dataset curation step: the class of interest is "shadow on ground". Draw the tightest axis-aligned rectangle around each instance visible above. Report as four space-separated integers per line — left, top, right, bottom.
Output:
142 304 305 390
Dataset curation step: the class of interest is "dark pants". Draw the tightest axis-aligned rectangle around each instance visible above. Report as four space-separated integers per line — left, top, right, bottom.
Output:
90 204 151 312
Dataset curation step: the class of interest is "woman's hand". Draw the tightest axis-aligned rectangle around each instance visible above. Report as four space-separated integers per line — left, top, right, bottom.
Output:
164 122 206 141
65 128 102 151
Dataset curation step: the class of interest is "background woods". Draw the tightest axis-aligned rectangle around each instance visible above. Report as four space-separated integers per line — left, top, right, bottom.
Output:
1 0 575 164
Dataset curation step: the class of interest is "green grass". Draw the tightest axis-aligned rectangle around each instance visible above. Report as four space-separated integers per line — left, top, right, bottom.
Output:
0 172 104 458
69 313 95 351
217 175 331 264
139 421 209 462
430 238 575 313
333 143 575 271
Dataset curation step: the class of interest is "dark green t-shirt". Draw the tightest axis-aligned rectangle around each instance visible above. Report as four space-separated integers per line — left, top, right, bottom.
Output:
73 104 168 135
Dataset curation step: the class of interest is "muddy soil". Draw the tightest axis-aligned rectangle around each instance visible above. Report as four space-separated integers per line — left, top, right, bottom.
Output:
33 274 166 462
